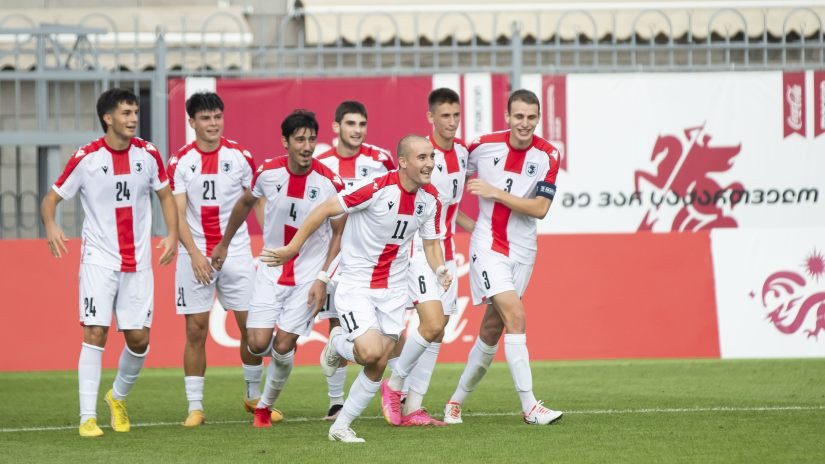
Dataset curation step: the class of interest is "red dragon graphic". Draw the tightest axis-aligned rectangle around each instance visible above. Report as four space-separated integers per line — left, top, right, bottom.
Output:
759 250 825 340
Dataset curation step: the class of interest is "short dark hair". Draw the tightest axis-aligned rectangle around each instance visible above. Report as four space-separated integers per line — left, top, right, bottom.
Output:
96 88 138 132
507 89 541 113
334 101 367 123
428 88 460 110
186 92 224 118
281 109 319 139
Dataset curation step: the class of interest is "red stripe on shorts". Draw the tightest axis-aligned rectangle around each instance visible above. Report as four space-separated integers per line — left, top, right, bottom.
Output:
115 206 137 272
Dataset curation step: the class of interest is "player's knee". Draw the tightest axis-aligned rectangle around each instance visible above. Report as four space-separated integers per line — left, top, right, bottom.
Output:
272 338 295 356
247 337 270 356
127 338 149 354
185 323 208 345
84 326 108 347
418 322 444 342
354 346 383 366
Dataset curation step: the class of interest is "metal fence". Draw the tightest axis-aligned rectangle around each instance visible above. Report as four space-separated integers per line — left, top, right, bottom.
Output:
1 4 823 238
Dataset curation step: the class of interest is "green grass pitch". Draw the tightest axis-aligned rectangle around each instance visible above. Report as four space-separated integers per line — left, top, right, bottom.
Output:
1 359 823 463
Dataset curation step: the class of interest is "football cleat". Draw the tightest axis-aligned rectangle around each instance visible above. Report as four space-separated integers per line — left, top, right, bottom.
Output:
183 410 205 427
324 403 343 421
380 379 403 426
245 398 283 423
328 427 365 443
253 407 272 428
443 401 463 424
320 327 344 377
104 389 130 432
523 401 563 425
399 408 447 427
78 418 104 437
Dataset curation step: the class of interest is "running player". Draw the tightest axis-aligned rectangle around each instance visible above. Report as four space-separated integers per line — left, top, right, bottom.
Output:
40 88 178 437
262 135 452 443
167 92 267 427
314 101 396 420
444 89 563 426
381 88 475 426
211 110 345 428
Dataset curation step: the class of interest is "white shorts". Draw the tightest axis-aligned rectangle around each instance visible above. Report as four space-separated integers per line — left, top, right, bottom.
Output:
175 252 254 315
247 266 315 337
469 248 534 306
78 263 153 330
334 280 409 341
407 258 458 315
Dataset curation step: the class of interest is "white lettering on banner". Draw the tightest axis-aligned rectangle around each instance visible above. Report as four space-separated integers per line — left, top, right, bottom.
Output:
786 84 804 131
462 73 492 143
711 228 825 359
209 254 473 347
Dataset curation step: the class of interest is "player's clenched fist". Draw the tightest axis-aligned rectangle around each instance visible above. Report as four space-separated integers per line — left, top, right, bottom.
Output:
210 243 228 270
260 245 297 267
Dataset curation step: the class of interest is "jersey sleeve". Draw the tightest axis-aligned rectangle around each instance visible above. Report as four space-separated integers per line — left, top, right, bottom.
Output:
52 149 86 199
169 157 187 194
418 198 443 240
536 156 559 200
240 150 256 189
466 140 481 176
251 166 266 198
146 144 169 191
337 181 378 213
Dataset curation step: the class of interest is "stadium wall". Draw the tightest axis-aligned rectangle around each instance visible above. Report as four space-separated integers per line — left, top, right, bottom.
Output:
3 70 823 372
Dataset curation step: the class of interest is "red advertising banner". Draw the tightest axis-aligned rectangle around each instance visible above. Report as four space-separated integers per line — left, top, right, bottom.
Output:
783 71 806 138
0 232 719 372
815 71 825 138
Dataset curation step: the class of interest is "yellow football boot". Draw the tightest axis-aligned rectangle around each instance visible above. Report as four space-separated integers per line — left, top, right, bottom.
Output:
183 410 205 427
78 418 104 437
104 389 131 432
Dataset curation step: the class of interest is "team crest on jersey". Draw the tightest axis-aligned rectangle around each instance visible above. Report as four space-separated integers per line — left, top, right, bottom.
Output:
133 160 144 173
359 167 369 177
307 187 320 201
221 160 232 173
526 162 538 177
415 201 425 216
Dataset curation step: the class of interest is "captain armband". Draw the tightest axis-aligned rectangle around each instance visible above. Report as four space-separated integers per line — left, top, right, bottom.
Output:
536 181 557 200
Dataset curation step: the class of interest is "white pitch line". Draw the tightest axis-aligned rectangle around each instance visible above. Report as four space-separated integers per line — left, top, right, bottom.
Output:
2 405 823 433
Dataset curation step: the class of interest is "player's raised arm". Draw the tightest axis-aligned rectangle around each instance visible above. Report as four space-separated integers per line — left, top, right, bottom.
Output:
260 196 344 267
211 188 257 269
466 178 553 219
40 190 69 258
155 185 179 265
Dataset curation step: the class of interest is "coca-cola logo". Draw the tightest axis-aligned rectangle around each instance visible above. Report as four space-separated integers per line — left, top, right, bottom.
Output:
756 249 825 340
786 84 804 131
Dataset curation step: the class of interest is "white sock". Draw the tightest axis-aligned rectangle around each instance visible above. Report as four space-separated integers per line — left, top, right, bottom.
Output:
112 345 148 400
332 334 355 363
504 333 537 413
184 376 204 412
257 349 294 408
389 329 429 391
403 342 441 415
449 337 498 405
242 363 263 400
78 343 104 422
387 356 398 372
331 370 380 430
327 366 347 406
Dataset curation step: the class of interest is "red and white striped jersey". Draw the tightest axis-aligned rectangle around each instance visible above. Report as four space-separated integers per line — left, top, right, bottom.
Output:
315 143 396 189
411 135 469 262
467 131 560 264
52 137 168 272
167 137 256 258
252 156 344 286
337 171 442 289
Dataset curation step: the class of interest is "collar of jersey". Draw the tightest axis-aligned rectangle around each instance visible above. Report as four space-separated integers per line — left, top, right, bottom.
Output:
193 138 223 156
428 132 455 155
101 136 131 155
504 131 536 153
